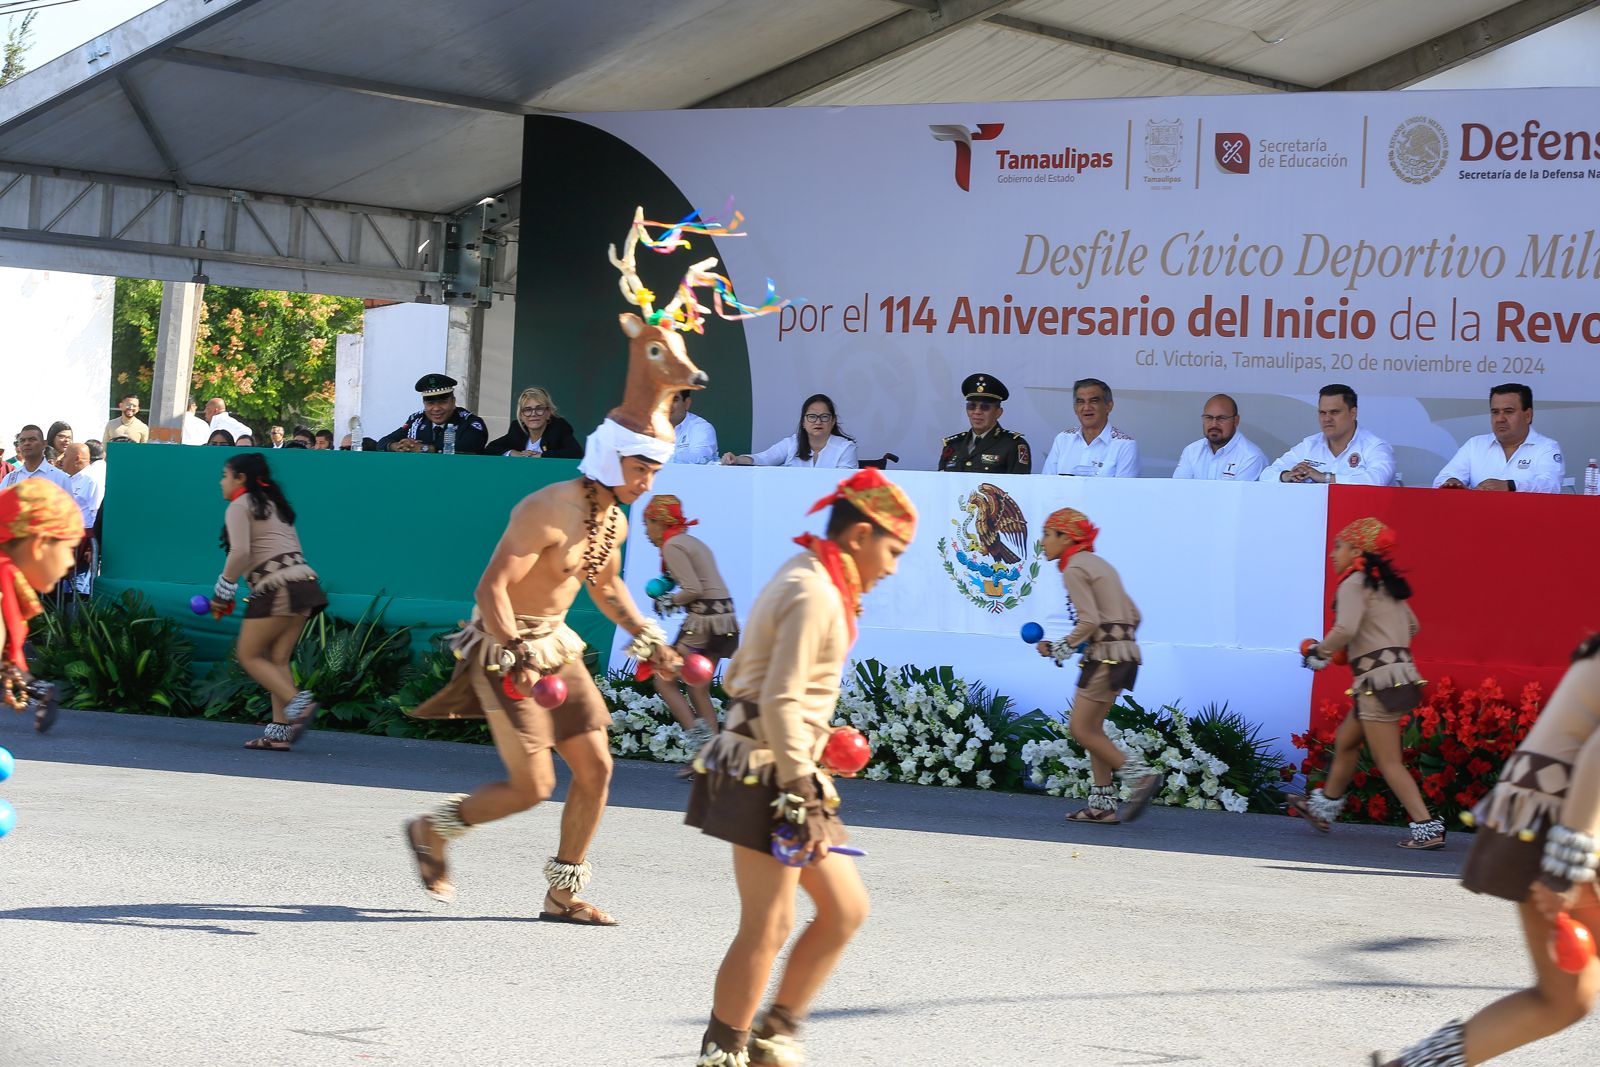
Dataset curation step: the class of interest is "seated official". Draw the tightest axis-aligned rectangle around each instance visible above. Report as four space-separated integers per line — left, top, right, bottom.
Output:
1173 394 1267 481
939 373 1031 473
1434 382 1563 493
378 373 489 454
485 387 582 458
1262 384 1394 486
669 390 718 465
1040 378 1140 477
722 393 858 468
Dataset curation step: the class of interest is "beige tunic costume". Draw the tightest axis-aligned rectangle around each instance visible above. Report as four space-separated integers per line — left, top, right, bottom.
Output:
662 533 740 659
1061 551 1142 702
221 495 327 619
1463 655 1600 901
1318 571 1424 723
686 551 850 852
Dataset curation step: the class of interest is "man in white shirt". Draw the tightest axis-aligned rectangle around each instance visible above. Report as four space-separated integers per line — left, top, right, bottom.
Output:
1433 383 1564 493
56 444 103 527
180 399 212 445
1261 384 1394 486
668 390 718 464
103 395 150 444
1173 394 1268 481
204 397 253 442
1040 378 1141 477
0 426 74 492
268 425 286 449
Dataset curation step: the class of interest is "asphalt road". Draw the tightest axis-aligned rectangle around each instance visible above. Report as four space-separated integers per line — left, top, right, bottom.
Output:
0 710 1588 1066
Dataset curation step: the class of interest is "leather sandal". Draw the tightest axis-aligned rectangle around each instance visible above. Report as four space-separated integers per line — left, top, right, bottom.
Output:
540 890 619 926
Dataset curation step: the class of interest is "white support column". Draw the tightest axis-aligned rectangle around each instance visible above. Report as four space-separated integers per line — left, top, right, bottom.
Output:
444 305 484 413
148 281 205 429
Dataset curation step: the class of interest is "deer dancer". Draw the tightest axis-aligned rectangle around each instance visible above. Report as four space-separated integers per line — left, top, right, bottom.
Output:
403 205 782 924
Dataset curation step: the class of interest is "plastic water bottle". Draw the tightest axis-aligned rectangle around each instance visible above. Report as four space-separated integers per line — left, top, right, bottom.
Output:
350 416 363 451
1393 470 1404 488
1586 459 1599 496
443 424 457 455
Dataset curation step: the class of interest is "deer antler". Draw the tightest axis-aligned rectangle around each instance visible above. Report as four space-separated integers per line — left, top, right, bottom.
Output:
607 207 659 319
609 203 788 333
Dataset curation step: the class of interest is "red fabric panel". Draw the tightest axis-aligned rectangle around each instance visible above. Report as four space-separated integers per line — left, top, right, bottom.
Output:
1311 485 1600 732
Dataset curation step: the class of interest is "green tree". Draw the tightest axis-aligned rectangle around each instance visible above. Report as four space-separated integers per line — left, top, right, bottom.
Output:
111 280 365 431
1 12 36 87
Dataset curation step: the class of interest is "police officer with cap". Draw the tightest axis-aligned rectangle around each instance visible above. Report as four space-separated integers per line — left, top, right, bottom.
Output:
938 373 1031 474
379 373 489 454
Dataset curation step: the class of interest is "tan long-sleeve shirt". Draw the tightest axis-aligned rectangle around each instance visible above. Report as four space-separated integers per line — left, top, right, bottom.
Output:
720 551 850 784
1061 551 1142 663
222 495 317 591
663 534 731 606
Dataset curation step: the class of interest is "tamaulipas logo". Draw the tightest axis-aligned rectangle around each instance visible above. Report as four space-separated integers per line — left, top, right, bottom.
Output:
929 123 1005 191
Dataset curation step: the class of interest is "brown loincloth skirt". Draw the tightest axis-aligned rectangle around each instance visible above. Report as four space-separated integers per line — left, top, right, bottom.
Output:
1077 659 1138 703
244 578 328 620
686 771 850 855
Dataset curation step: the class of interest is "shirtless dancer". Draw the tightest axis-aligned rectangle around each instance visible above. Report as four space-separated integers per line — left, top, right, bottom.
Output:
403 416 681 925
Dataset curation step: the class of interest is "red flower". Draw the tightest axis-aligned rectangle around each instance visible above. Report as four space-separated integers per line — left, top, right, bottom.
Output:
1352 771 1369 789
1467 758 1494 778
1368 795 1389 821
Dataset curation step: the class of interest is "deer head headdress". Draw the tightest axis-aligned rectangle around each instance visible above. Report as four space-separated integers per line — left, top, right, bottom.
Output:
577 203 786 487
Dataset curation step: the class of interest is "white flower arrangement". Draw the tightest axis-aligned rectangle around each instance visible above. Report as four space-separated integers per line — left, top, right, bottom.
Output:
597 671 722 763
1019 706 1250 813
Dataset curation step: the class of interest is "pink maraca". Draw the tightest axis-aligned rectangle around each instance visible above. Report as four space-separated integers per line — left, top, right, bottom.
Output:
531 674 568 709
681 653 714 686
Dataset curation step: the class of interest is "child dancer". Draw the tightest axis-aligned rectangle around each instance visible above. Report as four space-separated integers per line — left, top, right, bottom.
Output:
1375 633 1600 1065
213 452 327 750
686 469 914 1066
644 494 739 748
0 480 83 733
1035 507 1162 824
1288 517 1441 849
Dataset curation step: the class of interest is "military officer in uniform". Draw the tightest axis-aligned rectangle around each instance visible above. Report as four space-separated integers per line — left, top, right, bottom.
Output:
938 373 1031 474
379 374 489 454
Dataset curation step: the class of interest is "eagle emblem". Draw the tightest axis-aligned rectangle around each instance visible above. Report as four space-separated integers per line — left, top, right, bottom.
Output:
936 482 1042 613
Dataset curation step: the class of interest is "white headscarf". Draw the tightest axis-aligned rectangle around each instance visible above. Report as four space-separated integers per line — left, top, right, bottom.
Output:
578 418 674 486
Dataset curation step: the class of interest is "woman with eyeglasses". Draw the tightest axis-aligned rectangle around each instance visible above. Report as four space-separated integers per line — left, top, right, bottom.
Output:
486 387 582 459
721 394 858 469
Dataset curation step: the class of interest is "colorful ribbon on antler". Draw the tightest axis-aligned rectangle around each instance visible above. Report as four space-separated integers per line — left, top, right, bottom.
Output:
610 201 788 335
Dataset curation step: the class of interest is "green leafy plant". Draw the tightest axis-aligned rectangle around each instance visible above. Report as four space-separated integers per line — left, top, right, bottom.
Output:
364 633 492 743
197 597 411 724
28 591 196 715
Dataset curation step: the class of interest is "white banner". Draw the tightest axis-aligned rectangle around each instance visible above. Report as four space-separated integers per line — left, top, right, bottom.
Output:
579 91 1600 480
614 468 1328 749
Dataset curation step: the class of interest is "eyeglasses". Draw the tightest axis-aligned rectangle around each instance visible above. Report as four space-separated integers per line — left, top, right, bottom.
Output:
965 401 997 412
803 413 834 425
520 406 551 417
1201 414 1237 423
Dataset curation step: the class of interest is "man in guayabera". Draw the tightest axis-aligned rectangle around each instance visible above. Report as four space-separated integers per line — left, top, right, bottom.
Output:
403 414 681 926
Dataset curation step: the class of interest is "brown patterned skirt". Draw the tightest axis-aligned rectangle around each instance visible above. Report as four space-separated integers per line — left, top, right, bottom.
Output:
1461 751 1573 903
1077 659 1138 703
685 770 849 855
244 578 328 619
674 597 740 661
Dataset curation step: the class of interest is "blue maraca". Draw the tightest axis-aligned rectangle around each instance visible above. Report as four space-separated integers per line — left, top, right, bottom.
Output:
0 798 14 838
645 575 677 599
0 746 12 782
1020 621 1045 644
189 594 211 615
770 824 865 867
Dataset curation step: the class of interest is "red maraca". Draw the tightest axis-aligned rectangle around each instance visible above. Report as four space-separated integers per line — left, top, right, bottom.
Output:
500 672 567 709
1298 638 1347 666
822 726 871 774
680 653 714 686
1551 912 1598 974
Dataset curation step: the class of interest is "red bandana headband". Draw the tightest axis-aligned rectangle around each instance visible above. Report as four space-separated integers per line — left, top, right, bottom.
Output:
1336 516 1396 582
643 494 698 570
1 480 83 670
1044 507 1099 571
804 468 917 543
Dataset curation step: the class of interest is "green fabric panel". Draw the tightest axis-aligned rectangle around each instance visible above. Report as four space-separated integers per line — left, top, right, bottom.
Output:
99 448 616 671
511 115 754 453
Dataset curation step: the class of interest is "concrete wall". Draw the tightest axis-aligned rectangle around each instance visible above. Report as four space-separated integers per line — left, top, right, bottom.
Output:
1 267 114 454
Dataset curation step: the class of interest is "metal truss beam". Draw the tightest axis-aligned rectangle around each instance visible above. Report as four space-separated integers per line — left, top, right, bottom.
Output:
1320 0 1600 90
